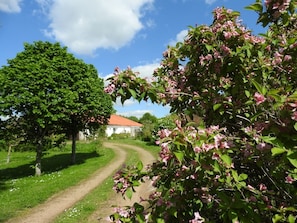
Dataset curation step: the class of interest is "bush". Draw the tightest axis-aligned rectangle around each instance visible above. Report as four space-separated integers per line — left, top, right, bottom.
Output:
106 1 297 222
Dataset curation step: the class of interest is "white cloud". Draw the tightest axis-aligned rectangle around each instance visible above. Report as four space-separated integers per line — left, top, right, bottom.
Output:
132 62 159 79
118 109 153 118
169 29 188 46
205 0 217 5
115 98 137 107
0 0 22 13
39 0 154 55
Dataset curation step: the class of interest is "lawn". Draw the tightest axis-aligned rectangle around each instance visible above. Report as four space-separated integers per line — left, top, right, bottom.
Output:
0 139 160 222
0 140 115 222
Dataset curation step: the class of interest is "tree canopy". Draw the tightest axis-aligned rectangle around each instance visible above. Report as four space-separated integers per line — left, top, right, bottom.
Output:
0 41 113 175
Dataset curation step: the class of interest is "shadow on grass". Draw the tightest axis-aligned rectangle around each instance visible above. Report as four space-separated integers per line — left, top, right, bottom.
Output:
0 151 101 188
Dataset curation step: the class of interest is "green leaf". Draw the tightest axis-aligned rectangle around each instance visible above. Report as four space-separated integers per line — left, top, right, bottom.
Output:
212 160 221 173
136 161 143 171
231 170 239 181
205 44 213 52
288 90 297 100
287 150 297 168
213 103 221 111
245 2 263 12
294 123 297 131
221 154 232 167
244 90 250 98
238 173 248 181
128 89 137 98
174 151 184 163
288 214 296 223
271 147 286 156
125 187 133 200
156 218 165 223
272 214 283 223
261 136 276 144
251 79 266 95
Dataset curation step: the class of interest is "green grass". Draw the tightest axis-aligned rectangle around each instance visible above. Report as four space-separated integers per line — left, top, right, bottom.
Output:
0 139 159 223
0 140 115 222
54 148 140 223
53 139 159 223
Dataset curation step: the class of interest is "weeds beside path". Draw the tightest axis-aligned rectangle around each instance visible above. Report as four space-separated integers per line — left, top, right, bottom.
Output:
6 142 155 223
89 143 155 223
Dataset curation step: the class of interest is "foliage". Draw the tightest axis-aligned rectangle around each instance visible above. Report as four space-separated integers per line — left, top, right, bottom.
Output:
105 1 297 222
127 116 139 123
139 113 158 142
109 133 132 140
0 41 112 174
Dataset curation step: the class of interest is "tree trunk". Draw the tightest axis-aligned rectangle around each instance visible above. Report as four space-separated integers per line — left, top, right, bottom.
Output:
71 131 77 164
35 141 42 176
6 144 12 163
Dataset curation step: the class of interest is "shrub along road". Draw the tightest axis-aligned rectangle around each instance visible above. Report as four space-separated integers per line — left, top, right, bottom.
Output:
6 142 155 223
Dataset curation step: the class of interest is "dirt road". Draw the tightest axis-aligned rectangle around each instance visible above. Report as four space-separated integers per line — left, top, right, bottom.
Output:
6 142 155 223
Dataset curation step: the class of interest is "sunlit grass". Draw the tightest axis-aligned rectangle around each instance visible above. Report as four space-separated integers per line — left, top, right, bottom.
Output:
0 140 115 222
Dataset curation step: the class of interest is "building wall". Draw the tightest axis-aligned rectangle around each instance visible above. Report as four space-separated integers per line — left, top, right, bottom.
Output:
106 125 142 137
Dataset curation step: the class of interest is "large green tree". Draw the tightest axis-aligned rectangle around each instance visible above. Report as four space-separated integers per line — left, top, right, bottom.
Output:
0 41 112 175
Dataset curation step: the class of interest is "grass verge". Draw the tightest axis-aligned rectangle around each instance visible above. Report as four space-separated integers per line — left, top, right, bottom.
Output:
0 140 115 222
54 148 139 223
54 139 159 223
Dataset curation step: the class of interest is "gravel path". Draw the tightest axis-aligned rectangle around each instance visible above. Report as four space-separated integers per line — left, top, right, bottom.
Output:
6 142 155 223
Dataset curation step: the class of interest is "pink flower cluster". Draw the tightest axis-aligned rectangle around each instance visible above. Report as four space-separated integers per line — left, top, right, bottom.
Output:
104 83 115 94
112 167 131 195
189 211 205 223
254 92 266 105
265 0 291 12
265 0 291 19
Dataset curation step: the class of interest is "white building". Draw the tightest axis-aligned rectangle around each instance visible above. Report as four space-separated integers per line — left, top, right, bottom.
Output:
105 114 143 137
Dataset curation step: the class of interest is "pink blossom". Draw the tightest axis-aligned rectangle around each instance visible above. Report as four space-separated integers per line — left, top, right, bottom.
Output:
247 184 255 191
254 92 266 105
189 211 204 223
212 152 220 160
160 142 171 164
194 146 202 153
104 84 115 94
284 55 292 61
214 133 225 148
202 143 214 152
221 45 231 55
259 183 267 191
204 54 213 61
256 142 272 151
292 111 297 121
249 196 257 202
158 129 172 139
223 31 232 39
285 175 295 184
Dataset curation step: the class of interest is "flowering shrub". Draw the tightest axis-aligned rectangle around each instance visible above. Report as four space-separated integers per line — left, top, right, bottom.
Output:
106 1 297 222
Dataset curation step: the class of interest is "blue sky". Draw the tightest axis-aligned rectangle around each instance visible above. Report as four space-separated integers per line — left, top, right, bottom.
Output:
0 0 264 118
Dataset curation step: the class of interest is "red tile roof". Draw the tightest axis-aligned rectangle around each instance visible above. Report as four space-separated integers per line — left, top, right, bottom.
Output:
108 114 143 127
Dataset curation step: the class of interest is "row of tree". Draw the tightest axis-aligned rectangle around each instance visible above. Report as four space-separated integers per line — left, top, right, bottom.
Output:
0 41 113 176
128 112 178 143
